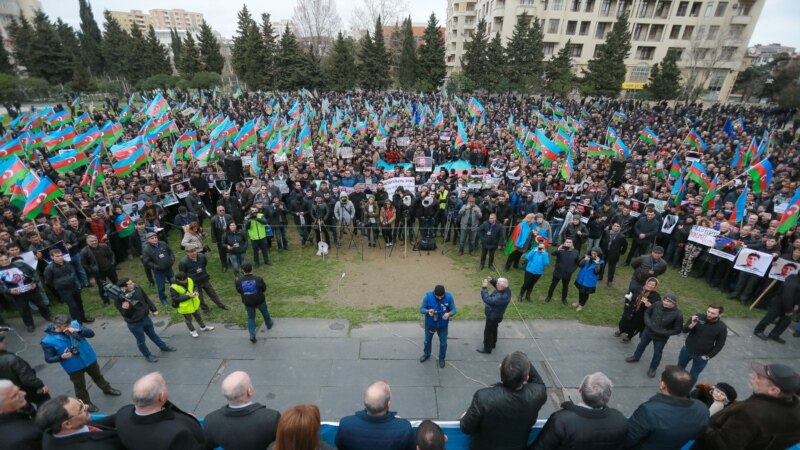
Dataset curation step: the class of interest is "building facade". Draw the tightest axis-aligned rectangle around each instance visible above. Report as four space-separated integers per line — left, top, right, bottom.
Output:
0 0 41 40
748 43 796 66
108 8 204 33
446 0 765 101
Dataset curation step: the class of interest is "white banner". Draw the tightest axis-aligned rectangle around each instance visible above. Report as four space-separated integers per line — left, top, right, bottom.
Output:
688 226 719 247
733 249 773 277
768 257 800 281
382 177 415 196
708 248 737 261
397 137 410 147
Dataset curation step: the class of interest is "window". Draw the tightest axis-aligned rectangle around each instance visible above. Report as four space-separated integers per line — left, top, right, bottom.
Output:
738 2 752 15
633 23 647 40
543 42 556 55
595 22 611 38
696 25 705 40
566 20 577 35
593 45 604 57
728 24 744 39
715 1 727 16
552 0 563 10
669 24 681 39
695 48 709 60
580 21 591 35
571 0 581 11
721 46 736 60
648 24 664 41
585 0 595 12
617 0 629 16
677 1 688 15
465 17 475 24
704 1 714 16
466 2 475 10
630 64 651 82
707 25 719 40
599 0 611 15
682 25 694 39
638 0 650 17
637 46 656 60
705 69 727 100
570 43 583 57
542 0 549 10
548 19 560 33
690 1 701 16
654 1 671 18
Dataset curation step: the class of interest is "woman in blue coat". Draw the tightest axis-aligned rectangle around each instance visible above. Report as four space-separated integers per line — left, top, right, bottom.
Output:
573 247 605 311
518 242 551 302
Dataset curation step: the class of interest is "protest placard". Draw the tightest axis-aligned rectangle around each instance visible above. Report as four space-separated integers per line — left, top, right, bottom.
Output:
733 249 773 277
439 131 451 141
688 225 719 247
629 200 646 217
373 138 386 147
339 147 354 158
415 157 434 172
41 241 71 263
397 137 410 147
651 199 667 213
171 179 192 199
661 215 679 234
382 177 415 196
768 258 800 281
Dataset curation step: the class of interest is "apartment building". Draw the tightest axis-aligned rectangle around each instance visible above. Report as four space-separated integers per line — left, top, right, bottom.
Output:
109 8 204 33
445 0 765 101
0 0 41 40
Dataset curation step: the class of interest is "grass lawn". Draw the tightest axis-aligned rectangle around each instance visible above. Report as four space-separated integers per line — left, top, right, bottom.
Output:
32 224 764 330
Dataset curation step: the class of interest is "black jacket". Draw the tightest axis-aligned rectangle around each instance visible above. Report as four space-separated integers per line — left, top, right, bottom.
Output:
0 351 46 399
529 401 628 450
624 393 708 450
43 261 77 292
179 254 210 284
631 256 668 285
223 231 248 254
770 274 800 315
142 241 175 272
0 409 41 450
113 286 157 323
210 214 234 243
80 244 116 275
643 301 683 340
99 401 204 450
682 316 727 359
552 248 581 279
235 273 267 306
633 216 660 243
460 364 547 450
477 221 505 249
203 403 281 450
42 428 124 450
600 230 628 262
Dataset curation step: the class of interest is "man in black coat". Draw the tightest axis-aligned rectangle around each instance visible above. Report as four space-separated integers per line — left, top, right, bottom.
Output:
476 276 511 354
678 304 727 384
235 263 274 343
36 395 123 450
460 351 547 450
753 274 800 344
210 206 234 272
44 248 92 324
204 371 280 450
0 380 42 449
477 213 505 270
98 372 204 450
626 294 684 378
600 221 628 286
544 238 581 305
626 208 660 265
629 246 668 291
529 371 628 450
178 246 229 313
0 334 50 407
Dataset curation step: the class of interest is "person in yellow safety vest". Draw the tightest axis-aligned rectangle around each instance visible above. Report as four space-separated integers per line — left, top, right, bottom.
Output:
244 201 271 268
436 185 450 238
170 271 215 338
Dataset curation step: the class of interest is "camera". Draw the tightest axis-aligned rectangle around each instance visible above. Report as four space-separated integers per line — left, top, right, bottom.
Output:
68 345 80 356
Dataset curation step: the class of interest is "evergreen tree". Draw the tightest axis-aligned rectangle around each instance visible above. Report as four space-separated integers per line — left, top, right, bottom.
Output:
55 19 81 61
416 13 446 91
260 14 278 90
127 23 148 83
325 32 357 91
178 33 200 79
300 45 323 89
170 28 182 72
231 5 265 89
28 11 73 84
101 11 130 79
370 17 391 89
505 12 542 92
357 30 375 89
460 18 489 90
146 26 171 75
526 17 545 88
396 17 417 89
647 48 681 100
581 13 631 97
197 20 224 74
275 26 305 90
387 20 403 78
485 32 506 92
0 30 12 74
6 16 35 73
77 0 104 75
544 40 575 97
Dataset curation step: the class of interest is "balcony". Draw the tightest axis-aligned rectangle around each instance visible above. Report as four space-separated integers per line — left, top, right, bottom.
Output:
492 3 506 17
516 4 538 16
730 15 751 25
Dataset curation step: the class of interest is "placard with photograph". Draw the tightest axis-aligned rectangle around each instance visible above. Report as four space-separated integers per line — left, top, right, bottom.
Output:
204 172 225 188
661 214 679 234
768 258 800 281
155 163 172 177
214 180 231 194
688 225 719 247
651 199 667 213
373 138 387 148
733 249 773 277
397 137 410 147
439 131 451 142
162 192 179 207
629 199 647 217
171 179 192 199
122 201 144 217
40 241 71 263
685 151 700 162
576 204 593 224
415 157 434 172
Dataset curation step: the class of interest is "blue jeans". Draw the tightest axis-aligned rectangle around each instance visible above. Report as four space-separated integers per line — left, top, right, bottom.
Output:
228 253 245 278
459 228 477 253
127 316 170 357
246 302 273 337
153 268 174 305
678 345 709 384
70 255 88 287
273 225 288 249
551 218 564 243
632 330 667 371
423 326 448 361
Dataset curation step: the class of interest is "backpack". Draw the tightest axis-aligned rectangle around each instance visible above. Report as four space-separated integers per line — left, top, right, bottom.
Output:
416 237 437 251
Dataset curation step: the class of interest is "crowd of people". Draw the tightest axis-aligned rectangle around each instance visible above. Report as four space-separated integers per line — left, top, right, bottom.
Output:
0 89 799 448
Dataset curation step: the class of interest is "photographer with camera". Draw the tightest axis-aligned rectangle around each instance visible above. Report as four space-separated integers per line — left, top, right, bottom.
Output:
40 315 121 413
677 304 727 384
419 285 457 368
476 277 511 354
112 278 177 363
244 201 270 267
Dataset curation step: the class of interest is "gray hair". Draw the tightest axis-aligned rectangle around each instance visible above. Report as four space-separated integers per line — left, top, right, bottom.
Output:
579 372 613 408
496 278 509 289
0 379 14 403
221 371 253 405
364 380 391 415
133 372 167 409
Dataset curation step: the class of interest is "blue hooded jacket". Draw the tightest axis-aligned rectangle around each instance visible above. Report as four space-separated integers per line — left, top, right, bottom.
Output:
41 320 98 374
523 247 551 275
419 291 456 329
575 258 605 288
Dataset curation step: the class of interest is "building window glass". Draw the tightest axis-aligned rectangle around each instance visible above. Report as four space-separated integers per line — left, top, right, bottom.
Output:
599 0 611 15
566 21 577 35
552 0 563 10
617 0 629 17
715 1 727 16
548 19 560 33
669 25 681 39
705 69 727 100
571 0 581 11
630 64 651 82
636 46 655 60
638 0 650 17
543 42 556 55
704 1 714 16
585 0 595 12
570 43 583 57
707 25 718 40
580 21 591 35
677 1 688 15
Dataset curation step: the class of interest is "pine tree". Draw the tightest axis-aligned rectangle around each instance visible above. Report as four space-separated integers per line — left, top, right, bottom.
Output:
416 13 446 92
387 20 403 78
647 48 681 100
544 39 575 97
0 30 13 74
6 16 35 74
260 14 278 90
127 23 148 83
146 26 171 76
179 33 201 79
170 28 182 72
231 5 265 89
28 10 73 84
300 45 323 89
55 19 81 62
460 18 489 90
77 0 104 75
485 32 506 93
325 32 357 91
197 20 224 74
276 25 305 90
581 13 632 97
396 17 417 89
505 12 543 93
370 17 391 90
357 30 375 89
527 17 545 88
101 11 130 79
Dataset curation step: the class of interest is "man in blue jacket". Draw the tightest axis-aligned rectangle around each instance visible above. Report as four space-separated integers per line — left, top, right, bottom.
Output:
419 285 457 368
477 277 511 354
335 380 415 450
40 315 121 412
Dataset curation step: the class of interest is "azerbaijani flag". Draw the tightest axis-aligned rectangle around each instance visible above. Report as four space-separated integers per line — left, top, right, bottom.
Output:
686 161 710 191
110 136 147 161
613 137 630 159
0 156 28 194
606 127 618 144
514 140 530 165
119 104 133 123
43 127 77 151
733 118 745 133
639 127 660 146
554 129 572 152
22 176 61 219
145 93 169 118
587 142 615 157
729 183 748 223
10 172 40 209
74 112 92 129
467 97 485 117
560 152 574 180
702 174 718 212
101 121 123 147
747 159 773 193
669 157 681 179
536 128 562 167
611 111 628 123
114 213 135 238
0 137 24 159
671 171 686 206
731 142 744 168
73 126 102 152
684 129 706 152
455 119 468 148
175 130 197 149
112 146 148 177
47 110 72 127
48 150 89 174
433 111 444 130
777 188 800 234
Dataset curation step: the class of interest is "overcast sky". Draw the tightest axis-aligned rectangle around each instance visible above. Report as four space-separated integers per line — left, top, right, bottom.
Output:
41 0 799 49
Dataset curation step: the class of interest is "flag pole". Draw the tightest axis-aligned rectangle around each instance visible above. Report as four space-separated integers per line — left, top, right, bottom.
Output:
749 279 778 310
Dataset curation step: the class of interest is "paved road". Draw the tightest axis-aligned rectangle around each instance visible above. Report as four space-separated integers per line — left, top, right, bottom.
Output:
3 315 798 420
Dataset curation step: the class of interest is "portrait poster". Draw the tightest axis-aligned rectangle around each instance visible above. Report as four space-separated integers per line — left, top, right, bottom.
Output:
373 138 387 148
122 201 144 217
685 151 700 163
40 241 71 263
155 163 172 177
629 200 647 217
171 179 192 199
397 137 411 147
732 249 773 277
576 204 593 224
687 225 719 247
0 263 37 292
204 172 225 188
415 157 434 173
338 146 354 158
651 199 668 213
162 192 179 207
768 258 800 281
661 215 679 234
439 131 451 142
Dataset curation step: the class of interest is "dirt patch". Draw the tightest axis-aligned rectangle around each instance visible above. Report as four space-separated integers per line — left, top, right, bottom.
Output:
323 241 486 308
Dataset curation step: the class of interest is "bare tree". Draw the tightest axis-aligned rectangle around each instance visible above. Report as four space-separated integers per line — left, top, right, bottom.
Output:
350 0 409 35
680 23 741 103
292 0 343 57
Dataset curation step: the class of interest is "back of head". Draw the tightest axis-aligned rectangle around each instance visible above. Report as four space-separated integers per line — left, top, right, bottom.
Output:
133 372 167 410
416 419 446 450
364 380 391 415
579 372 613 408
661 365 693 398
500 352 531 389
222 371 253 406
273 404 320 450
35 395 70 434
